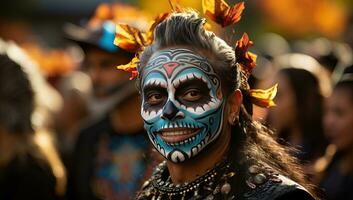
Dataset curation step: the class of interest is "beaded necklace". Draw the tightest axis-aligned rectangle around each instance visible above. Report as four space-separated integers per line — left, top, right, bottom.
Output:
137 158 237 200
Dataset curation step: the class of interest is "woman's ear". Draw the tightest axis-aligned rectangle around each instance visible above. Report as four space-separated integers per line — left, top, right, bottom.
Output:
227 89 243 125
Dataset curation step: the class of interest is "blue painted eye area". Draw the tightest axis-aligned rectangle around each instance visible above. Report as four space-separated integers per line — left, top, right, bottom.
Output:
143 86 167 109
175 79 211 107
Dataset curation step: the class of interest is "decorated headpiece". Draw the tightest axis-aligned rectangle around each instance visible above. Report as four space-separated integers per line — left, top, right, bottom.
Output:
114 0 277 109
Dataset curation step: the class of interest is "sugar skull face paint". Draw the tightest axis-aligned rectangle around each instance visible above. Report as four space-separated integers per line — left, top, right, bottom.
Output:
140 48 225 163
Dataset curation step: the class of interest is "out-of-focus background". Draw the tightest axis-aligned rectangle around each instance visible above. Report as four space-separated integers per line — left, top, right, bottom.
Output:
0 0 353 200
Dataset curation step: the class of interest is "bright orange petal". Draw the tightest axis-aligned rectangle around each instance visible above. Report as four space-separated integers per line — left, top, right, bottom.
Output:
235 32 257 76
117 56 139 80
223 2 245 27
114 24 147 52
249 84 278 108
203 0 245 27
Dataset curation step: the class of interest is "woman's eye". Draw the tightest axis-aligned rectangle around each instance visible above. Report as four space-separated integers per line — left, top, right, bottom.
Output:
147 93 165 105
183 89 202 102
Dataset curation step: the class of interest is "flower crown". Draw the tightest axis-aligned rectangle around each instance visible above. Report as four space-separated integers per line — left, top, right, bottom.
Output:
114 0 277 108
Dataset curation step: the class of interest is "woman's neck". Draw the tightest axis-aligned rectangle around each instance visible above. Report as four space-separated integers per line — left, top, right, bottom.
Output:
166 126 232 184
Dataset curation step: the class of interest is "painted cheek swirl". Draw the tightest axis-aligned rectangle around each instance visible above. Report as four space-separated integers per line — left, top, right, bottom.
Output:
140 48 224 163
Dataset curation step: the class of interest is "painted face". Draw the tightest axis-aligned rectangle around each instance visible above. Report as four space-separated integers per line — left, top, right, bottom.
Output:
140 48 225 163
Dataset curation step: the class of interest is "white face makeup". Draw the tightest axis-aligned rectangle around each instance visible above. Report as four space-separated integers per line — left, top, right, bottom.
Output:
140 48 225 163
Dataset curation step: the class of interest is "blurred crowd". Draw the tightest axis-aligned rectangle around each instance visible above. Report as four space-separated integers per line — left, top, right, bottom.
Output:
0 1 353 200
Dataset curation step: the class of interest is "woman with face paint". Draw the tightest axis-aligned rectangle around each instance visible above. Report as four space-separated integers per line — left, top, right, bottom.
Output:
115 9 317 200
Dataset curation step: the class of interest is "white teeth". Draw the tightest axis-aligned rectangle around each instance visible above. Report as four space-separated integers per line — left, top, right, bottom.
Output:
181 105 187 110
208 101 217 108
203 104 211 111
171 150 185 162
186 107 194 113
192 147 198 156
145 78 167 88
180 76 187 82
162 130 194 136
157 144 162 154
161 82 167 88
175 76 188 86
195 107 203 113
194 73 201 79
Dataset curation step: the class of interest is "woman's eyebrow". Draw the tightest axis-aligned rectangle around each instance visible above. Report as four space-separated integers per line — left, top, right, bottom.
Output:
143 84 166 92
175 78 209 91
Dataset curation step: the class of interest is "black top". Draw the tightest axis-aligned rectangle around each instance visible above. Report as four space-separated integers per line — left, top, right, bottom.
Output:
319 153 353 200
0 153 58 200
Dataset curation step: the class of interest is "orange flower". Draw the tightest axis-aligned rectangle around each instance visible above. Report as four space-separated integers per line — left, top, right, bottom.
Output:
235 32 257 77
116 56 139 80
114 12 169 53
249 84 278 108
115 12 170 79
114 24 148 53
202 0 245 27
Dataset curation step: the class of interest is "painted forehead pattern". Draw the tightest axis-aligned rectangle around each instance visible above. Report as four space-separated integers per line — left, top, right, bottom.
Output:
141 48 219 85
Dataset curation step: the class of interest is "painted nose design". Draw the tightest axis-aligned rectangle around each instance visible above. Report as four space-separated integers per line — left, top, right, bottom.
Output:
161 101 179 120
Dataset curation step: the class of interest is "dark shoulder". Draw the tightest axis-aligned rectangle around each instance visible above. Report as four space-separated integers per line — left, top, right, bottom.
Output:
275 188 314 200
0 153 57 200
7 152 54 180
242 164 314 200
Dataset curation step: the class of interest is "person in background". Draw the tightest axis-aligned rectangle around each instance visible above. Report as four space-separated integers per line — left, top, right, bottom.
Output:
65 4 154 200
63 3 150 120
0 54 65 200
267 67 328 163
317 65 353 200
54 71 92 168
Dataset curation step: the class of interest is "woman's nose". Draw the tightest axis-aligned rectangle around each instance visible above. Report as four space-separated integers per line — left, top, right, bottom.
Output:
161 101 179 120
